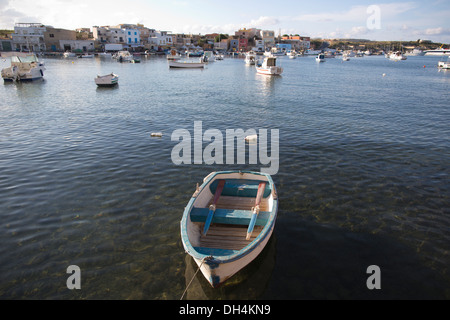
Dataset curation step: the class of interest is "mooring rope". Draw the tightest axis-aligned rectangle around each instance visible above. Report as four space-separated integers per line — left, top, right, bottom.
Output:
180 256 212 300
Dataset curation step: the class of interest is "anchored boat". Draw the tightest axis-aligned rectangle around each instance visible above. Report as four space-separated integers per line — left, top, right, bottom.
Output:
255 55 283 75
95 73 119 87
180 170 278 288
1 52 45 82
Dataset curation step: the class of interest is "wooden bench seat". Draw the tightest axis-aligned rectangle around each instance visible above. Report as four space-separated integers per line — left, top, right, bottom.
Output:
190 207 270 226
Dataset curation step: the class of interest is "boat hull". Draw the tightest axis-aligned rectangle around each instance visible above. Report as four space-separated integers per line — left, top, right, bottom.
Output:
95 73 119 87
169 61 205 68
181 171 278 288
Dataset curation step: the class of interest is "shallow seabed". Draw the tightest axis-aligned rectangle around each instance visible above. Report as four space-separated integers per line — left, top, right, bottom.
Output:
0 54 448 299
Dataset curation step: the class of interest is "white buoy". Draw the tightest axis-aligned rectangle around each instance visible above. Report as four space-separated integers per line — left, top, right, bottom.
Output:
151 132 163 137
382 73 386 77
245 134 257 142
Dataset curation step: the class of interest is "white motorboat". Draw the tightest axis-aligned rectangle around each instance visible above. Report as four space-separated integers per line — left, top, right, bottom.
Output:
255 55 283 75
244 51 257 65
288 50 297 59
180 170 278 288
438 57 450 69
94 73 119 87
388 51 407 61
316 53 325 62
78 54 94 58
342 53 350 61
1 52 46 82
113 51 132 62
167 49 181 60
424 47 450 56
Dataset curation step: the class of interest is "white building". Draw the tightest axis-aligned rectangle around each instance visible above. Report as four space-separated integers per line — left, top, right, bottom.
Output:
125 28 140 45
92 26 126 44
148 30 173 49
12 23 47 52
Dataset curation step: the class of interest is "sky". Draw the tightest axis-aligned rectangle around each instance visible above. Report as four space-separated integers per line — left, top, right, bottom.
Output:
1 0 449 43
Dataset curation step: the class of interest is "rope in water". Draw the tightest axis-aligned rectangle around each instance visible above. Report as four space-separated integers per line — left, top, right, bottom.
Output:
180 256 212 300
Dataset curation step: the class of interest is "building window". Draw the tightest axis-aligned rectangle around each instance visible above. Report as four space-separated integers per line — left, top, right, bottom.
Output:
49 34 54 38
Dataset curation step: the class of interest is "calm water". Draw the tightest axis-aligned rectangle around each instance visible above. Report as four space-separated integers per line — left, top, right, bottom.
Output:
0 53 449 300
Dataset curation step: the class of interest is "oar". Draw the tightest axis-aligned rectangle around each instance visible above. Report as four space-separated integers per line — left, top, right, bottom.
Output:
203 179 225 236
246 182 266 240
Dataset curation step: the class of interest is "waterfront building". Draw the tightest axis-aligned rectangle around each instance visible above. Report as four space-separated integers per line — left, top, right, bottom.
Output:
44 27 76 51
59 39 95 52
280 35 311 51
148 30 174 50
12 23 46 52
260 30 275 49
92 26 126 44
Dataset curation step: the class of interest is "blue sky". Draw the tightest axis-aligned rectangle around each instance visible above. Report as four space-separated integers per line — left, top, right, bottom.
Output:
1 0 449 42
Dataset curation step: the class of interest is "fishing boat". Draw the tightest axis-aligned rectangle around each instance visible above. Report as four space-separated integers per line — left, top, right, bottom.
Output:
180 170 278 288
1 52 45 82
287 50 297 59
78 53 94 58
168 59 205 68
255 55 283 75
167 49 181 60
342 53 350 61
387 51 406 60
316 53 325 62
94 73 119 87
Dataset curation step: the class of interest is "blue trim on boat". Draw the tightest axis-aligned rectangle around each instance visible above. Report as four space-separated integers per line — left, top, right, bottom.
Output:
180 171 278 265
190 207 270 226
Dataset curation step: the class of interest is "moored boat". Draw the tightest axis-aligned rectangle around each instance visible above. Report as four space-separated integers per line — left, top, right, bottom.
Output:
316 53 325 62
255 55 283 75
244 51 257 65
168 59 205 68
94 73 119 87
1 52 46 82
438 57 450 69
180 170 278 288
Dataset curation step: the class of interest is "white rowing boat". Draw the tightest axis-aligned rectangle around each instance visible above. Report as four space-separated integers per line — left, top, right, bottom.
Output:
180 170 278 288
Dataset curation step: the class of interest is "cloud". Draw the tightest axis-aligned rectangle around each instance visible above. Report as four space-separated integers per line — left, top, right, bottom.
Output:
294 2 417 23
248 16 279 27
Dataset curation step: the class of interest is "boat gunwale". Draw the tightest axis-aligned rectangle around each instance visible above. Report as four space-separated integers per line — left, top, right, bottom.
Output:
181 170 278 264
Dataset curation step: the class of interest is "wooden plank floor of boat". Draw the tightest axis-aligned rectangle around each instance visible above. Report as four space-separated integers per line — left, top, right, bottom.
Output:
199 224 263 251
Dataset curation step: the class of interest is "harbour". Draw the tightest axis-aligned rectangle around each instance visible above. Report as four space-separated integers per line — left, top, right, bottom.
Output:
0 54 449 299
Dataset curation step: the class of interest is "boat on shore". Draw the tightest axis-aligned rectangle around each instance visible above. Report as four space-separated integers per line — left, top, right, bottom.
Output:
94 73 119 87
1 52 46 82
168 59 205 68
180 170 278 288
255 55 283 75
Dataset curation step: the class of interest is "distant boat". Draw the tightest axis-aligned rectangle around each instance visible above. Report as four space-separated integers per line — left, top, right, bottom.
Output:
244 51 257 65
255 55 283 75
113 51 132 62
287 50 297 59
438 57 450 69
406 48 425 56
1 52 45 82
78 54 94 58
63 51 76 58
387 51 407 61
424 47 450 56
342 53 350 61
316 53 325 62
168 59 205 68
98 52 112 58
95 73 119 87
180 170 278 288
